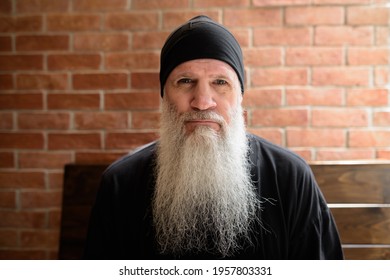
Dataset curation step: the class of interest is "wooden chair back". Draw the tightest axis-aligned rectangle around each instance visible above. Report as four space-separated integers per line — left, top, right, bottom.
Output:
310 161 390 260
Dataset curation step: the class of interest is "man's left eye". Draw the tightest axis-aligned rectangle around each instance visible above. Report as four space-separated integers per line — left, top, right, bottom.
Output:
215 79 227 85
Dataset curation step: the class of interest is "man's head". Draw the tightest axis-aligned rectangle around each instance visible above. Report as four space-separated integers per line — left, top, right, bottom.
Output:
153 16 258 258
160 15 245 97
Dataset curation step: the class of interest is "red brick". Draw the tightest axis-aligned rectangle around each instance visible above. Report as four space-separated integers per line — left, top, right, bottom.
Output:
0 36 11 51
0 74 13 90
74 33 129 51
0 152 14 168
315 26 372 46
0 0 12 14
131 72 159 89
194 0 248 7
0 210 46 228
162 11 220 29
286 6 344 25
312 109 368 127
376 27 389 46
312 67 370 86
48 133 101 150
133 0 189 9
253 0 311 5
0 93 43 110
287 128 345 147
290 149 312 161
105 132 159 149
47 172 64 190
48 54 101 70
16 35 69 51
286 47 343 66
105 12 159 30
73 73 128 90
0 191 16 208
20 190 62 209
0 229 18 247
47 209 61 229
18 112 70 129
47 14 101 31
224 9 282 27
20 230 59 249
251 68 308 86
377 150 390 160
316 149 374 161
19 152 72 169
286 88 343 106
347 7 390 25
347 89 388 106
230 29 250 48
0 55 43 71
17 0 69 13
254 27 311 46
349 130 390 147
74 112 129 129
0 132 44 149
247 128 283 146
348 48 388 65
0 112 13 129
315 0 371 3
47 93 100 110
0 171 45 189
105 52 159 70
375 67 389 86
75 152 127 164
243 48 282 67
133 31 171 50
132 111 160 129
0 15 42 32
373 111 390 126
105 92 160 110
17 74 68 90
243 89 282 108
252 108 308 127
74 0 127 11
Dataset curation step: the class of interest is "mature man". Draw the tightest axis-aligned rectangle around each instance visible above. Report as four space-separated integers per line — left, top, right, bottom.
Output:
84 15 343 259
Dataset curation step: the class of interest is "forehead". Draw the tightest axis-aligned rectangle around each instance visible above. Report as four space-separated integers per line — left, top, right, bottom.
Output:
169 59 239 79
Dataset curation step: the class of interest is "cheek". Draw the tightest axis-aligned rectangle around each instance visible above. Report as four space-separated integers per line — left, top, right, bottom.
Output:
165 92 191 113
219 96 241 124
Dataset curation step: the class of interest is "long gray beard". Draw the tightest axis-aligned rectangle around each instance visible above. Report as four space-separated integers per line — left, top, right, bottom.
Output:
153 100 259 258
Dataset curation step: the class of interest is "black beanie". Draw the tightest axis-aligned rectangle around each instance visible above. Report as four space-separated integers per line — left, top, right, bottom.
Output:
159 15 245 97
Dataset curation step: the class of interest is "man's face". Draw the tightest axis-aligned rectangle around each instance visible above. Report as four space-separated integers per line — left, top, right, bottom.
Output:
164 58 243 134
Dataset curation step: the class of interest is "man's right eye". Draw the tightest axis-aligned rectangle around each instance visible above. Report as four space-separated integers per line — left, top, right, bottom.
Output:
178 78 192 84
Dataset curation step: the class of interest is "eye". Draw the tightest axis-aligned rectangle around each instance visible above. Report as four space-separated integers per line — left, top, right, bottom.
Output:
177 78 193 84
214 79 228 85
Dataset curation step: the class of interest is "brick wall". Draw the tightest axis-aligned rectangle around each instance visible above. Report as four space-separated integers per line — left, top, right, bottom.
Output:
0 0 389 259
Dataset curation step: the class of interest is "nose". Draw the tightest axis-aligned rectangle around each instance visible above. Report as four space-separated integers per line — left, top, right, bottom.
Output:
190 82 217 111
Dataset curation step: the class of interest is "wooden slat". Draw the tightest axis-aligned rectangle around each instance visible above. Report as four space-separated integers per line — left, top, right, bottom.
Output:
343 247 390 260
58 164 107 260
310 163 390 203
330 207 390 244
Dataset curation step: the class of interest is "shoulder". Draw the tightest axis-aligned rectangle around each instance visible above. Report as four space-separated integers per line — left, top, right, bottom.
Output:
247 133 310 172
103 141 158 178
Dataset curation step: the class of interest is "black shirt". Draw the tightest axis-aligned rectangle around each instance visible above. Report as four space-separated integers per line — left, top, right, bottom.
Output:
84 134 344 260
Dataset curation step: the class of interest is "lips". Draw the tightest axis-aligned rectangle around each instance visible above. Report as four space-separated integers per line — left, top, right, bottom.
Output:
184 119 221 132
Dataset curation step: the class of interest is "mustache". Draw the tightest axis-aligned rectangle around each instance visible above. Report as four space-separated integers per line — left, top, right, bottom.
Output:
179 110 226 126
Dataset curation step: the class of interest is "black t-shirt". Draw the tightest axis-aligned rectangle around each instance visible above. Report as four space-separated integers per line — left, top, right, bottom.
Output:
84 134 344 260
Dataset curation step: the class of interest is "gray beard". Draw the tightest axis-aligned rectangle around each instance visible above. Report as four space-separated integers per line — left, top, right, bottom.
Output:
153 100 260 257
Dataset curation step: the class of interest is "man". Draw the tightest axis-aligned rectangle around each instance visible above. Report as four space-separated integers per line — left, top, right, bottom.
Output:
84 15 343 259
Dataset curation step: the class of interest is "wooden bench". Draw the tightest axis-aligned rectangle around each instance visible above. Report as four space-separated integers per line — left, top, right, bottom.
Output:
59 162 390 260
310 161 390 260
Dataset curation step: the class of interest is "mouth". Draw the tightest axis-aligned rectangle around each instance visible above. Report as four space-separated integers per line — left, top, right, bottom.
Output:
184 119 222 133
